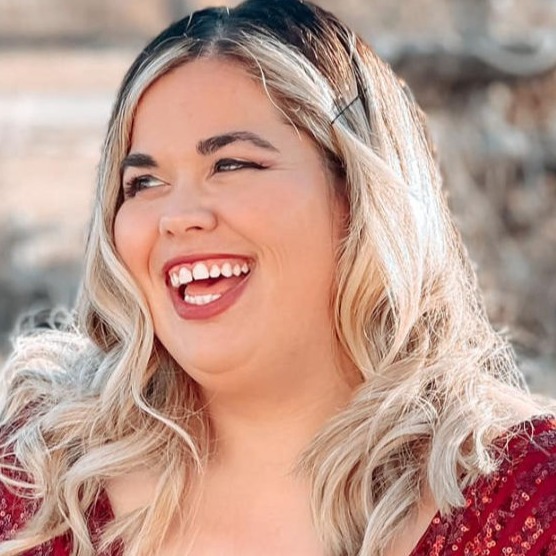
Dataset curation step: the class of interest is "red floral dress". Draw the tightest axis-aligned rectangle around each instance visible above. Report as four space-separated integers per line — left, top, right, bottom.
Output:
1 415 556 555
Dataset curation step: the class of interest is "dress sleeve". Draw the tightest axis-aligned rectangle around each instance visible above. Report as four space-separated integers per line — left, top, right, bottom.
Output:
0 460 71 554
0 452 116 555
0 466 39 543
413 415 556 555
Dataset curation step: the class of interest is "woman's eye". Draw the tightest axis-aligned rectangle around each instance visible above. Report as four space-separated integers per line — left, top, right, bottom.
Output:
213 158 266 173
123 175 165 198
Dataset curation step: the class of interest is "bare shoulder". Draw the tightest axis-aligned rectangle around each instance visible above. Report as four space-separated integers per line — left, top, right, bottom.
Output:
104 468 160 517
382 493 439 556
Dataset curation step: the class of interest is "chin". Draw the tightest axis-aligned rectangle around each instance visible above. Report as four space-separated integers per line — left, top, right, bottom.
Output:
165 341 251 380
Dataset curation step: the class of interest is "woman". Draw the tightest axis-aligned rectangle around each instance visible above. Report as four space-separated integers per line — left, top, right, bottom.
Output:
1 1 555 555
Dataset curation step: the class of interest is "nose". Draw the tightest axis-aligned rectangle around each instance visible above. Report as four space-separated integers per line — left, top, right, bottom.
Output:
158 199 218 237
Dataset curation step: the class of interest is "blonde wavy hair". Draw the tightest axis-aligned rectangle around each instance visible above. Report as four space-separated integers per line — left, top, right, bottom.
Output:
1 1 552 555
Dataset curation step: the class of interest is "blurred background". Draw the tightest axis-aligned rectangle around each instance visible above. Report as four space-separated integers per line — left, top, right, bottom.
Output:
0 0 555 392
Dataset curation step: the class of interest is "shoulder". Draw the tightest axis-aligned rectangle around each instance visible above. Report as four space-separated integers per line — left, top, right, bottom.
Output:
0 475 112 555
0 447 72 554
474 414 556 544
0 453 114 555
0 471 39 544
416 414 556 555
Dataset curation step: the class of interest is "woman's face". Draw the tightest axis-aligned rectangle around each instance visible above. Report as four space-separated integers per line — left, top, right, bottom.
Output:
114 57 346 387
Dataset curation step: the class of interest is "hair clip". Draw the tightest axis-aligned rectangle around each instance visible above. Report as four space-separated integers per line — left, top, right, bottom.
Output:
331 91 365 125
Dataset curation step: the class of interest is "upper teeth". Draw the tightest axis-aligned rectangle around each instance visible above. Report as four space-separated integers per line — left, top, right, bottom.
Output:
169 261 250 288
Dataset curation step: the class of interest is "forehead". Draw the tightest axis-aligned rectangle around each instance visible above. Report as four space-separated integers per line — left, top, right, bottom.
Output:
130 57 286 148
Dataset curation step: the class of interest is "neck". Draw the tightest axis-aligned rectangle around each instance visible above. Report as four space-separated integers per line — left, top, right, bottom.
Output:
201 347 359 473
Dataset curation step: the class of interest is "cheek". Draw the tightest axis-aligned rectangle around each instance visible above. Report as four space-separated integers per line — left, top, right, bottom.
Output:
113 204 155 281
239 179 338 283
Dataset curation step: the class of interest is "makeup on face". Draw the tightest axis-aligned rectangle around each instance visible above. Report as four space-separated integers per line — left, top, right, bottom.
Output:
113 58 344 379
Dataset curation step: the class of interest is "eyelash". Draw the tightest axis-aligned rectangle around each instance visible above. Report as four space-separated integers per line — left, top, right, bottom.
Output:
215 158 266 173
123 175 160 198
123 158 267 199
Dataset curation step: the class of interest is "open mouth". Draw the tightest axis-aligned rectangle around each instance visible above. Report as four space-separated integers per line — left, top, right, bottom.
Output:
168 260 252 307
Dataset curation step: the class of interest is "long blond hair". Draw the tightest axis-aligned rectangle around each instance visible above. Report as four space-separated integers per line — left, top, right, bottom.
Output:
0 1 552 555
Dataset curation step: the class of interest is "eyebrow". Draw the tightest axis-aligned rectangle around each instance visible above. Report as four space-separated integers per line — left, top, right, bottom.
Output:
120 131 279 175
196 131 279 156
119 152 158 175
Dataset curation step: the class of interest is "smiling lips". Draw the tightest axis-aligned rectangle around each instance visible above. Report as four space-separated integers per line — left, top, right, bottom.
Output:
167 258 252 306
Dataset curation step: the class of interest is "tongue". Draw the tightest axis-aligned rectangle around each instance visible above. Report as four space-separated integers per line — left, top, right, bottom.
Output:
186 275 245 296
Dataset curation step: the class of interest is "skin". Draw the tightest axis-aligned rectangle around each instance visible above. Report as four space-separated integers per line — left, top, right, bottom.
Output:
108 56 541 556
112 57 358 554
114 57 354 404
